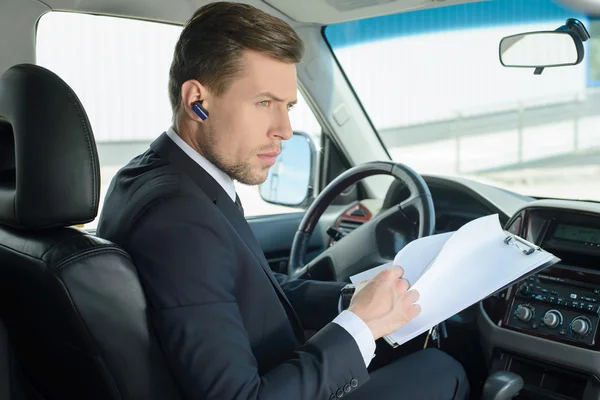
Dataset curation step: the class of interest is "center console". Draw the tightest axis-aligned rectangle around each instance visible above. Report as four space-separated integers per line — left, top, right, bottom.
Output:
485 204 600 349
479 200 600 399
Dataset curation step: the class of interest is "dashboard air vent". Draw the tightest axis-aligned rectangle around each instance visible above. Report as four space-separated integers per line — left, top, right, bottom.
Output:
339 220 364 235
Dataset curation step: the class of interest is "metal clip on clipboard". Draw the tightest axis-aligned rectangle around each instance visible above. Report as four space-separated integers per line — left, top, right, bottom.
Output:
496 233 554 294
503 233 541 255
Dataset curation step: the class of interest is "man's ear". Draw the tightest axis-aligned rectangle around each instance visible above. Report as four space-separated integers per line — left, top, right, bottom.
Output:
181 79 210 121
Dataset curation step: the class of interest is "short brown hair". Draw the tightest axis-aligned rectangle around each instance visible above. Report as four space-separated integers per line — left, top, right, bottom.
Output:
168 2 305 116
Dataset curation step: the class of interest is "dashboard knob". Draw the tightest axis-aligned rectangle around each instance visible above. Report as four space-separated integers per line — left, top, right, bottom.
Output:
519 283 531 294
571 317 591 336
543 310 562 328
515 305 533 323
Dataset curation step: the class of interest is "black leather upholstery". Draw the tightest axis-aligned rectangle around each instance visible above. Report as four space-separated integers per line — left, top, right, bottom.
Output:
0 64 181 400
0 64 99 229
0 319 10 399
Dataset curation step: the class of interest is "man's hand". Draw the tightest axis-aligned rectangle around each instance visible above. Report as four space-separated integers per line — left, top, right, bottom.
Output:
348 266 420 340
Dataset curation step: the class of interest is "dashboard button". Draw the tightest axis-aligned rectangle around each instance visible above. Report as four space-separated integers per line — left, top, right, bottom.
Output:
350 208 367 217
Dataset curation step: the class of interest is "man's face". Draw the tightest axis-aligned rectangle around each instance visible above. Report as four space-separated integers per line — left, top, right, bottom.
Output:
196 50 297 185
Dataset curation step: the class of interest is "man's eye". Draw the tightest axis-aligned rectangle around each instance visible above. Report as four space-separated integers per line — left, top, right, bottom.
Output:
258 100 270 107
287 104 295 111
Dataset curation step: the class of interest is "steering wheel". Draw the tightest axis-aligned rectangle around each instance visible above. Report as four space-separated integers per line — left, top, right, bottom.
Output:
288 161 435 281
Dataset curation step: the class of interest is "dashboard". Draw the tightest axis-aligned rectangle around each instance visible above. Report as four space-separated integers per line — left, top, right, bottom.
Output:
329 176 521 246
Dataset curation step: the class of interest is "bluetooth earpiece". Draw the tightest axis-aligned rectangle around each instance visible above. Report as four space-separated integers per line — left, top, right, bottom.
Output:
192 100 209 121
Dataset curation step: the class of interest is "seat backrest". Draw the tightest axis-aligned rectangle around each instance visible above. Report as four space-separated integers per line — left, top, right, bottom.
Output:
0 318 30 400
0 318 11 399
0 64 181 400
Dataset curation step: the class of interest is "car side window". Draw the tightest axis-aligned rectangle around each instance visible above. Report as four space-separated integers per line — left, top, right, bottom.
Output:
35 11 322 226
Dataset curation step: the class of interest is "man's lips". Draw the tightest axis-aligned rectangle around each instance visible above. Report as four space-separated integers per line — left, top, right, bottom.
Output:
258 151 280 158
257 151 280 166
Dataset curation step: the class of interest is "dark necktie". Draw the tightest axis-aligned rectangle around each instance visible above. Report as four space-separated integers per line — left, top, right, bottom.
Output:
235 194 244 217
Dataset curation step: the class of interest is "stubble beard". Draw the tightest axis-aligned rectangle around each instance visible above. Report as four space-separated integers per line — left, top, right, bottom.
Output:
199 125 269 186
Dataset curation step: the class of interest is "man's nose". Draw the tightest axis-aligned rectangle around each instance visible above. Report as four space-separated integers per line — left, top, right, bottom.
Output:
272 109 293 140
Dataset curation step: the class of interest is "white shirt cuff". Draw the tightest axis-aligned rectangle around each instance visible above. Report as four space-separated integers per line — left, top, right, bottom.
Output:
332 310 376 368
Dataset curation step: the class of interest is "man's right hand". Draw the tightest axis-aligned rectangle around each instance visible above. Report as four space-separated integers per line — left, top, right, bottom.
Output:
348 266 420 340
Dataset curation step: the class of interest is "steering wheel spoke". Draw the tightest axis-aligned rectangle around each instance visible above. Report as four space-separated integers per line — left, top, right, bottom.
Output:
400 194 423 216
400 193 434 238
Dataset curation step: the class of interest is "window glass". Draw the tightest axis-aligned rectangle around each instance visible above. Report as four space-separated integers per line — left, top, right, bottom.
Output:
325 0 600 202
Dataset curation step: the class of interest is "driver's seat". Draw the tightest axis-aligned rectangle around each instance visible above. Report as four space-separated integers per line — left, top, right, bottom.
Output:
0 64 181 399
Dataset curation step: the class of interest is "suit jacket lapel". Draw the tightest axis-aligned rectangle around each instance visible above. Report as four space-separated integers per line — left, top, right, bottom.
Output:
150 133 305 340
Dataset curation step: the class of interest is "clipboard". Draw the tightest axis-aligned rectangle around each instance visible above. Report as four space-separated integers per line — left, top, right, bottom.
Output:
382 231 561 349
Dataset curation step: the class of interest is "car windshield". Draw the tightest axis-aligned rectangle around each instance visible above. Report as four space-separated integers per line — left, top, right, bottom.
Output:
324 0 600 202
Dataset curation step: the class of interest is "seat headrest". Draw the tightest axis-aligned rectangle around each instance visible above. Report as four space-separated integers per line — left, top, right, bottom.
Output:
0 64 100 229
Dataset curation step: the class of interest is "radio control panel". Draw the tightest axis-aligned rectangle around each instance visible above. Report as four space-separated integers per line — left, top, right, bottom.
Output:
506 274 600 345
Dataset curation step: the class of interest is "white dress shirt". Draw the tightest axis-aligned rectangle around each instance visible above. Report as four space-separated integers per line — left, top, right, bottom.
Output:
165 127 376 367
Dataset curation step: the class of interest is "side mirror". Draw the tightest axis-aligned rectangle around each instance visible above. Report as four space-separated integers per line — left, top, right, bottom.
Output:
259 131 316 208
499 19 590 74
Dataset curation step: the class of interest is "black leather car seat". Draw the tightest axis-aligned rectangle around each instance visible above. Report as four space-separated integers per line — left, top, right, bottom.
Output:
0 318 11 399
0 318 30 400
0 64 181 400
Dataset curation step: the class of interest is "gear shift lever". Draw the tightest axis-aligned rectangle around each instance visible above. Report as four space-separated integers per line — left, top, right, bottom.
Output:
482 371 524 400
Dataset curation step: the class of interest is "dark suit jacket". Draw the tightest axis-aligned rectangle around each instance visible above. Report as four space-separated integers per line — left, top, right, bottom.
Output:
97 133 370 399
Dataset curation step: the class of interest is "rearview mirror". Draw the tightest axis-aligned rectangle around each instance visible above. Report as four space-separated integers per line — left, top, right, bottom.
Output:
499 18 590 73
259 132 316 207
499 31 582 68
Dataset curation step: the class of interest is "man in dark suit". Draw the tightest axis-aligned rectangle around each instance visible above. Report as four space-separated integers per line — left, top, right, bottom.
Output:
97 2 470 399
